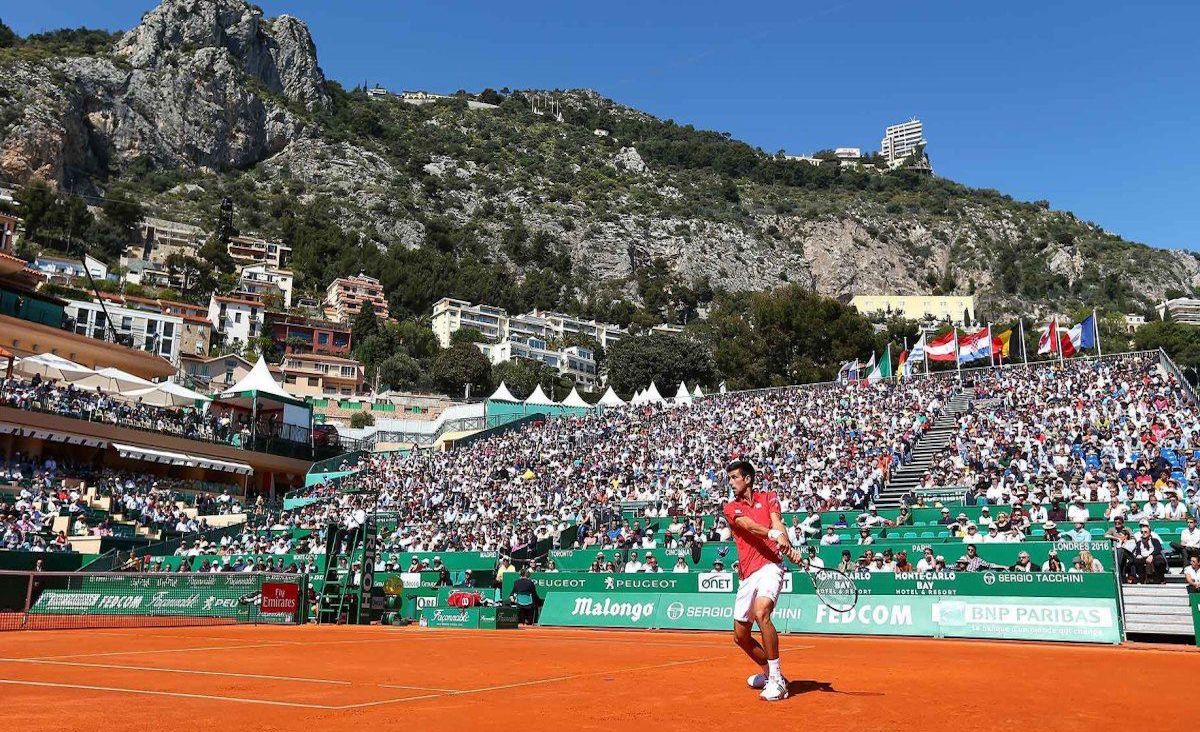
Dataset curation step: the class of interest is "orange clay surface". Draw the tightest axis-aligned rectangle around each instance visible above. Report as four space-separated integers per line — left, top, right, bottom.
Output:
0 624 1196 732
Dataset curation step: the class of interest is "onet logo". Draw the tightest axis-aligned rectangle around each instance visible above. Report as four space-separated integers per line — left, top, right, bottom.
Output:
666 602 685 620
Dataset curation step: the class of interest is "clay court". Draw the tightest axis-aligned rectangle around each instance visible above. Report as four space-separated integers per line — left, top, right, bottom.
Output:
0 625 1196 731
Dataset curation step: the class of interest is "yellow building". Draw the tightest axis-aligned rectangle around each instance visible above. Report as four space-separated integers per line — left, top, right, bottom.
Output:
849 294 976 325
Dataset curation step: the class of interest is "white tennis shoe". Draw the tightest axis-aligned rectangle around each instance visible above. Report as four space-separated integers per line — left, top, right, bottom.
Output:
760 678 789 702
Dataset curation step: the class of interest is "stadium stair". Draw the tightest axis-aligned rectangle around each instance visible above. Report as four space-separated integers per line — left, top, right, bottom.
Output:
873 391 974 509
1120 583 1195 638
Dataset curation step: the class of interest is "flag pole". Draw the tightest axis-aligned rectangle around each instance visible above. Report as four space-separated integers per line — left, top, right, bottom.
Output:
1057 318 1065 366
1094 308 1103 357
954 326 961 378
1019 318 1028 367
987 322 994 368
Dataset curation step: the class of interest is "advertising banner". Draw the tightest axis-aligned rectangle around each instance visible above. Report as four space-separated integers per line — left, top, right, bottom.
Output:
30 574 300 622
535 570 1122 644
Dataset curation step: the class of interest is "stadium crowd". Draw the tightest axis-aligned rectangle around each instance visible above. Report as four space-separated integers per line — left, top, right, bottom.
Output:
276 377 951 556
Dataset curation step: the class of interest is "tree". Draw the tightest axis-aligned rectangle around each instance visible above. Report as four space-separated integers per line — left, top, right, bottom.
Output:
478 88 504 106
352 301 379 343
164 252 214 301
0 19 18 48
606 333 716 395
350 411 376 429
430 343 493 397
377 352 422 391
198 235 236 274
492 359 560 399
1134 322 1200 369
101 191 143 241
450 327 487 345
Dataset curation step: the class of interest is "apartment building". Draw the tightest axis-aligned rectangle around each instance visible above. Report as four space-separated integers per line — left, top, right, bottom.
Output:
325 273 388 323
478 335 599 388
237 264 294 308
65 298 184 365
0 211 19 251
227 235 291 269
431 297 625 350
264 311 353 356
207 294 264 349
32 253 108 285
279 352 365 397
180 353 254 394
880 119 926 167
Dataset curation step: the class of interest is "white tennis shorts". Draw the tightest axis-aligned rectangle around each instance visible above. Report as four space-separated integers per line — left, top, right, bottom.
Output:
733 562 785 623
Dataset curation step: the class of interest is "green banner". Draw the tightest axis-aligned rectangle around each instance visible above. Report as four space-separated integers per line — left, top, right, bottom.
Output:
502 571 734 597
31 574 300 622
1192 593 1200 647
419 606 520 629
539 590 1121 643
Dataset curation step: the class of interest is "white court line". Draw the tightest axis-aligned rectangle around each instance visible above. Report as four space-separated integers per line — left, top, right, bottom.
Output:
338 653 740 709
32 641 292 661
375 683 465 692
0 678 339 709
0 657 353 685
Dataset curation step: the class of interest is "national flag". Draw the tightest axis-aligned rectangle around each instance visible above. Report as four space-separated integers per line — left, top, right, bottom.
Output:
909 333 927 362
1038 319 1058 355
957 326 992 363
992 329 1013 359
896 349 909 381
1060 323 1081 358
878 344 893 379
926 330 957 362
838 359 858 382
1079 313 1098 350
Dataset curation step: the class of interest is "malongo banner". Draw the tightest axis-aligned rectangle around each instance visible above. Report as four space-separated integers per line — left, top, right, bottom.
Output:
536 571 1122 644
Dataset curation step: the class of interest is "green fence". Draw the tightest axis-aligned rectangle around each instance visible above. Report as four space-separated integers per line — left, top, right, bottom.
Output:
537 570 1122 644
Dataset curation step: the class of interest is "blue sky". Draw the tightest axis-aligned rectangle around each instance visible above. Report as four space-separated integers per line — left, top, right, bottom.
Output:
6 1 1198 250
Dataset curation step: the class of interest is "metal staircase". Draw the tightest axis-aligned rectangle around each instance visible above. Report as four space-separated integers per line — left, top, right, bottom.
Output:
874 391 974 508
317 524 364 624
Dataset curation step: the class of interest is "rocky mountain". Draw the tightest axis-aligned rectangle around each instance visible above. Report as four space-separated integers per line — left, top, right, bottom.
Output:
1 0 1196 323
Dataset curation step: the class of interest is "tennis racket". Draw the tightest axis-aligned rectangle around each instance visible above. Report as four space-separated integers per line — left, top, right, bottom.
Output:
781 546 859 613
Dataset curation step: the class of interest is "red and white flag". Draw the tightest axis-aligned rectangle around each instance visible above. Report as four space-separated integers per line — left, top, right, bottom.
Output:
926 330 958 362
1039 318 1080 358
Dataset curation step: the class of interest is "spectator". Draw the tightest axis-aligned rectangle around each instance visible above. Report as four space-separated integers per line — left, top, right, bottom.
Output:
1170 516 1200 563
1134 522 1167 584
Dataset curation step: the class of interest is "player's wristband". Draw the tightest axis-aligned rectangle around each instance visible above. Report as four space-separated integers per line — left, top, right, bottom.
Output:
767 529 784 542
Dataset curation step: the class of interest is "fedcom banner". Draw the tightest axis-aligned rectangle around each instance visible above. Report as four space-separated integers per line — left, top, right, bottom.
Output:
538 592 1121 644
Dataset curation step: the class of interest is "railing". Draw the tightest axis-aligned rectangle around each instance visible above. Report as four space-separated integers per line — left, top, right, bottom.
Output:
0 396 316 462
1158 348 1198 405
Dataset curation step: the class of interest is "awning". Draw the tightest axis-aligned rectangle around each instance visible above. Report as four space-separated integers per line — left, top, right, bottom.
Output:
190 455 253 475
0 422 105 446
111 442 195 466
109 442 252 475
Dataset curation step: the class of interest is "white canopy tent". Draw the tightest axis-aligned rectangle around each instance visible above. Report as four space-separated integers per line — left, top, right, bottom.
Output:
673 381 692 405
122 381 211 408
487 381 519 402
560 387 590 408
692 384 704 398
630 389 645 405
14 353 96 382
215 357 312 446
74 366 154 394
524 384 555 405
643 381 665 404
597 386 626 407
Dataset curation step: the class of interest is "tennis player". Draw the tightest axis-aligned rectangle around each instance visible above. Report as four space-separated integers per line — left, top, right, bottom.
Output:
723 458 791 701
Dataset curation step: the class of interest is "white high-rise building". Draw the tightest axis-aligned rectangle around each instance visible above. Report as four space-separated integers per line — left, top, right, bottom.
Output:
880 119 926 167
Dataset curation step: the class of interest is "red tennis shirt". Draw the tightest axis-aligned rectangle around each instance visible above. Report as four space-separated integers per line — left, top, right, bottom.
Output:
723 491 783 580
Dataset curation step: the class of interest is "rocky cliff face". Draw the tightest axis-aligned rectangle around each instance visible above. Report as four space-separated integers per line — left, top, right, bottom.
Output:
1 0 1197 317
0 0 325 189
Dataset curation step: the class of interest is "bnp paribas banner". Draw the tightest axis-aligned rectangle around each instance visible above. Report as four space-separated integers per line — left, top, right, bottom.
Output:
537 571 1122 644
